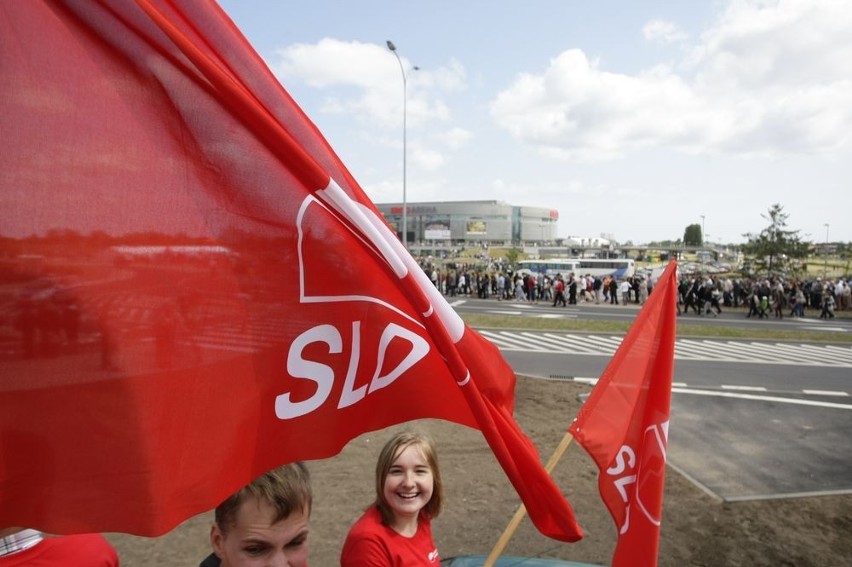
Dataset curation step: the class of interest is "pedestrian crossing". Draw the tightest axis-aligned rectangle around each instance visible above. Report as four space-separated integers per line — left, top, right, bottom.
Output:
476 330 852 368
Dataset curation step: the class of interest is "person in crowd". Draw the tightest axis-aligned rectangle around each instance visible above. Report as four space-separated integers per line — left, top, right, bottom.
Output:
619 278 631 304
202 462 312 567
514 277 526 301
772 281 787 319
341 431 443 566
638 276 649 305
819 291 836 319
526 273 538 303
0 528 117 566
608 277 619 305
552 274 566 307
758 295 770 319
593 275 603 304
567 274 577 305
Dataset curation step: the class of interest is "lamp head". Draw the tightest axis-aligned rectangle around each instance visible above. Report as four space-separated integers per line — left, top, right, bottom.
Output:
386 40 396 51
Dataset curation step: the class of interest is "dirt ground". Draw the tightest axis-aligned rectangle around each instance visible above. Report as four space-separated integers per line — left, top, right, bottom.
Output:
106 376 852 566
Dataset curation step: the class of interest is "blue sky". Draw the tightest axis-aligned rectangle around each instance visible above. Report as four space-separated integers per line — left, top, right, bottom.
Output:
217 0 851 245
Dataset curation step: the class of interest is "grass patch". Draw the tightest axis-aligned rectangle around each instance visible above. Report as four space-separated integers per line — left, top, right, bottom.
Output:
460 313 852 343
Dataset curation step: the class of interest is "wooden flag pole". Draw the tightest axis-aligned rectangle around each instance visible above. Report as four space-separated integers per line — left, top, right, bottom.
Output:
483 430 576 567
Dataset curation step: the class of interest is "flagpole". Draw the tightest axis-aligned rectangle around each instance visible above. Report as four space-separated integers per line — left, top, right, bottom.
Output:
483 430 575 567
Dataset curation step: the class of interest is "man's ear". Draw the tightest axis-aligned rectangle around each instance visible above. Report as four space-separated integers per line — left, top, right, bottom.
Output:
210 523 224 557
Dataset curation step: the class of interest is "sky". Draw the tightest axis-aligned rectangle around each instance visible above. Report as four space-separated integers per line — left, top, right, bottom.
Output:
216 0 851 245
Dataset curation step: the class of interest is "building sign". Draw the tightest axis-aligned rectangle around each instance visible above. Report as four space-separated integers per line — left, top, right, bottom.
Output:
425 222 451 240
389 205 437 215
466 220 487 234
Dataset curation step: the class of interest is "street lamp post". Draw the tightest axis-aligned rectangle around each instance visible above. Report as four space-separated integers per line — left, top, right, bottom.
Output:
386 40 415 249
824 223 830 277
700 215 705 244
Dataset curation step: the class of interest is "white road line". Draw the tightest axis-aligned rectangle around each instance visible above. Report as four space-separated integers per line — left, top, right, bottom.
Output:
539 333 608 354
478 330 551 352
486 310 523 316
475 330 852 367
516 332 572 353
564 377 848 398
803 390 849 397
780 343 851 365
671 388 852 410
678 340 761 362
718 341 792 362
568 334 624 349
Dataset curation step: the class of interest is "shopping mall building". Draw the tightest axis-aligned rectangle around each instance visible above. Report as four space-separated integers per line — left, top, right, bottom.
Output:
374 200 558 246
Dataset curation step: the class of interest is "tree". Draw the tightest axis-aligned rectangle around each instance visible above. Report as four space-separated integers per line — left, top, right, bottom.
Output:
683 224 703 246
504 247 521 266
741 204 808 275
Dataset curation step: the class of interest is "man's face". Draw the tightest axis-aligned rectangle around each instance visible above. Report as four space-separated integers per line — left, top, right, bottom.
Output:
211 496 309 567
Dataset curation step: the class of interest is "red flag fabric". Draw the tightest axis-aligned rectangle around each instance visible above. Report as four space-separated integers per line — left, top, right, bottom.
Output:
0 0 581 542
568 261 678 566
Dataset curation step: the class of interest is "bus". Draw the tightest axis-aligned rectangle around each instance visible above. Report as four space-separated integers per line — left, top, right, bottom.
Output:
515 258 635 279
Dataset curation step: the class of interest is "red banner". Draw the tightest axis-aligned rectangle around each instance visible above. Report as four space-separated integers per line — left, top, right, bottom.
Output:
0 0 581 542
569 262 678 566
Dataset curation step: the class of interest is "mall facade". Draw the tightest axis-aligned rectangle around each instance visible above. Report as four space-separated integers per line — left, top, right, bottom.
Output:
374 200 558 245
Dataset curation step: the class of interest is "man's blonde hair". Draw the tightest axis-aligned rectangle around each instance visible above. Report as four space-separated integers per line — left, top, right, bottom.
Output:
215 462 311 535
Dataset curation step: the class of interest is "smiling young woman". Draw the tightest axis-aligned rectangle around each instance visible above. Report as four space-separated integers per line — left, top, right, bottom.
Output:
340 432 443 566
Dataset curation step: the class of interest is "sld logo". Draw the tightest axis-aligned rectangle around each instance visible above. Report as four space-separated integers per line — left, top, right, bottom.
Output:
605 420 669 534
275 321 429 419
274 192 452 420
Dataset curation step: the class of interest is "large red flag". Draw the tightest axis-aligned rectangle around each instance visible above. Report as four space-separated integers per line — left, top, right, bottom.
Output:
0 0 581 542
568 262 678 566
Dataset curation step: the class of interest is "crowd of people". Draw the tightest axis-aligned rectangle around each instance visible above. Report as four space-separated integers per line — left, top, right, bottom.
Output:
677 275 849 319
419 260 653 307
416 257 850 321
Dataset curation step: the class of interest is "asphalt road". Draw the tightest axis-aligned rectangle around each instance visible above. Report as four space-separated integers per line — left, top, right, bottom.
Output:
450 296 852 502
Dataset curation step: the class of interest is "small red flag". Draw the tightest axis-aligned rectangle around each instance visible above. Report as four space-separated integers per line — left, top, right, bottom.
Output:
0 0 581 542
569 262 678 567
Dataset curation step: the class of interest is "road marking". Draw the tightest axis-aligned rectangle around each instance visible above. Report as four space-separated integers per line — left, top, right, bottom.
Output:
555 376 850 401
480 330 852 367
486 310 523 316
803 390 849 397
671 388 852 410
799 326 847 332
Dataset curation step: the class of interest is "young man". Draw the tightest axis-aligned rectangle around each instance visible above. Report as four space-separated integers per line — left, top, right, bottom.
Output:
202 462 312 567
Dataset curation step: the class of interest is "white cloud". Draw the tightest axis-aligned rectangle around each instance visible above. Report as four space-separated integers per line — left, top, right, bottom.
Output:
270 39 464 130
410 143 445 171
440 127 473 149
491 0 852 160
643 20 688 44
